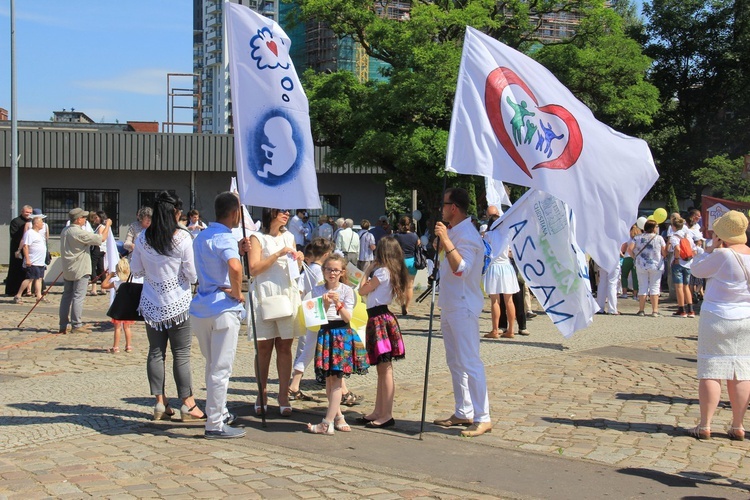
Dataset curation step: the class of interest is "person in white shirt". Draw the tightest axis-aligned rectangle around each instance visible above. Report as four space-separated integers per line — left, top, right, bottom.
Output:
288 209 308 251
668 216 699 318
336 219 360 267
357 219 376 270
313 214 333 241
186 209 208 238
432 187 492 438
686 209 706 301
687 210 750 441
13 213 48 304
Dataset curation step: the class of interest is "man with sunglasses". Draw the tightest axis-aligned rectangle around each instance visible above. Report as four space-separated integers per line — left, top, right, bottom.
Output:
432 188 492 437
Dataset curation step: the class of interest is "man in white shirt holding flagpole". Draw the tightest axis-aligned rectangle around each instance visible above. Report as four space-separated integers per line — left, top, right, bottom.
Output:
432 187 492 437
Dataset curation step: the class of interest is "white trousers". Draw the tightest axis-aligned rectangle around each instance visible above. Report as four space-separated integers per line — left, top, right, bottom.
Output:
192 311 241 432
293 328 318 373
441 308 491 423
596 263 621 314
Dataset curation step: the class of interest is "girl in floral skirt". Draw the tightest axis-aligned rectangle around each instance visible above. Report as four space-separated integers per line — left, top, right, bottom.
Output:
356 237 408 428
308 254 369 434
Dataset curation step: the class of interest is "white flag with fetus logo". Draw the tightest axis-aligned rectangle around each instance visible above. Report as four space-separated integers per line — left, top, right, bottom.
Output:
446 27 658 274
225 2 321 209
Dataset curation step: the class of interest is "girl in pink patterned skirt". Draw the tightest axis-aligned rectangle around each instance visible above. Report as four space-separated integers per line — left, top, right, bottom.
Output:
356 237 408 429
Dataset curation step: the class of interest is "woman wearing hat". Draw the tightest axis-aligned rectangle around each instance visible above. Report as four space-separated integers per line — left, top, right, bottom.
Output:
687 210 750 440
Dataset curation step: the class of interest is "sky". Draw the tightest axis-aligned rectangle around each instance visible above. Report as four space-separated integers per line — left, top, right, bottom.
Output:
0 1 193 128
0 1 647 129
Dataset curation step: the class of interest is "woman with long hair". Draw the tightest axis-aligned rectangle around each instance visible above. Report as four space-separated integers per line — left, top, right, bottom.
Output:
248 208 305 417
393 215 421 316
357 236 408 428
130 191 203 422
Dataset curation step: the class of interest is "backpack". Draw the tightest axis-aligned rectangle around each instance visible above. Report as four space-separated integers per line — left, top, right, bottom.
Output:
414 245 428 270
677 235 694 260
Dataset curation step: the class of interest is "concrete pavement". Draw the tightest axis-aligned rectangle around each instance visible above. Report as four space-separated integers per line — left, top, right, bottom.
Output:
1 283 750 498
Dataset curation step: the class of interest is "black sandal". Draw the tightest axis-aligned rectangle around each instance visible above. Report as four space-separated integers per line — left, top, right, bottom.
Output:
288 389 313 401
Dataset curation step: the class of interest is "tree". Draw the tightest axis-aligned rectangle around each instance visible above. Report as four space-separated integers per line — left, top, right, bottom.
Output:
643 0 749 205
296 0 660 220
534 7 659 133
691 154 750 202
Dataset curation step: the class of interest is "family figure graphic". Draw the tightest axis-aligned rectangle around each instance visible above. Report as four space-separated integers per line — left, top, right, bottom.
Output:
506 96 565 159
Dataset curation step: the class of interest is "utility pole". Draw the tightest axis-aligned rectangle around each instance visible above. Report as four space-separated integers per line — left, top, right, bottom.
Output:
10 0 18 218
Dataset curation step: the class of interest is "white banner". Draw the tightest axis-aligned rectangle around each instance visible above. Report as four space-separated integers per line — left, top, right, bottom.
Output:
496 189 599 337
485 176 511 212
225 3 321 210
446 27 658 274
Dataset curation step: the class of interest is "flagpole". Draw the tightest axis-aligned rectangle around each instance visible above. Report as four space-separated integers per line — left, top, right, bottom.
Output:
241 205 266 428
418 173 447 440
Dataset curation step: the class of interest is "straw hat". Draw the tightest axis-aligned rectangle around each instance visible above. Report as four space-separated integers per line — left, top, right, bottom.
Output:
713 210 748 245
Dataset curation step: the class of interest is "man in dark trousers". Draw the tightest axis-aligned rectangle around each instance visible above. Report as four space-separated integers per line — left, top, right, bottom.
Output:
6 205 33 296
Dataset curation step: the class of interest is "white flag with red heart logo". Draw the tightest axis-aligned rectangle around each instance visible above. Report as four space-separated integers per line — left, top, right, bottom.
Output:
226 3 321 210
446 27 658 273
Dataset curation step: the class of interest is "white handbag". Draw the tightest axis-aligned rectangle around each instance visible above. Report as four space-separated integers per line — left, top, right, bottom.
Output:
260 294 293 320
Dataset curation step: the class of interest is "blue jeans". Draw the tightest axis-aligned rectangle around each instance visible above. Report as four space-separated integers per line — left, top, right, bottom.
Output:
671 262 691 285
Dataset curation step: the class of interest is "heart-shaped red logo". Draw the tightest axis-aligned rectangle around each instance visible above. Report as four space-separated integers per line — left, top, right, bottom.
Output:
485 67 582 178
266 40 278 57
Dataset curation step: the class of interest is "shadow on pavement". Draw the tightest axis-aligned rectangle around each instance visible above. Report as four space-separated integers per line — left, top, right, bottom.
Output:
542 416 680 435
55 346 109 353
615 392 699 406
617 467 750 493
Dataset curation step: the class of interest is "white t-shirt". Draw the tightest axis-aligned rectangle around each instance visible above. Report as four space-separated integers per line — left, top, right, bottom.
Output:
299 262 324 296
312 282 355 321
187 220 207 238
669 228 698 268
22 228 47 266
365 267 394 308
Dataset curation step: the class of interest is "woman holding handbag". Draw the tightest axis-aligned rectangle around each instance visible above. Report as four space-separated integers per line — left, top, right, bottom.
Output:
687 211 750 440
130 191 204 422
248 208 305 417
628 220 667 317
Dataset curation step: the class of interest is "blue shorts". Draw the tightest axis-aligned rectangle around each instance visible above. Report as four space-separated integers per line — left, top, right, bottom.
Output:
671 262 691 285
25 265 45 280
404 257 417 276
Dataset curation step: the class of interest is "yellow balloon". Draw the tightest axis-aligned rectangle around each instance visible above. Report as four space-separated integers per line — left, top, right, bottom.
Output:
350 290 368 332
647 215 655 221
653 208 668 224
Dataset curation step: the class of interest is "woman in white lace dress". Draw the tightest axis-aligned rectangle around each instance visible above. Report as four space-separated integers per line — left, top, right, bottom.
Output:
131 191 204 422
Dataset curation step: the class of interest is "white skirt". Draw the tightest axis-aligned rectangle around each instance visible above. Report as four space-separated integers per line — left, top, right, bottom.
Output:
483 261 520 295
697 310 750 380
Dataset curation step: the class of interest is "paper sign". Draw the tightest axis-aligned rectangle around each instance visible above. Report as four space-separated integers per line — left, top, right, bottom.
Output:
346 262 364 287
301 295 328 328
287 254 301 282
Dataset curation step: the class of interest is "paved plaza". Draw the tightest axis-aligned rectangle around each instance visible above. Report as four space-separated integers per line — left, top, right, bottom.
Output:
2 279 750 498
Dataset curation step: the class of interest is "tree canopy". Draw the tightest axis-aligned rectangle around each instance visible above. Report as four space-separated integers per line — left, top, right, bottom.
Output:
643 0 750 205
293 0 661 219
